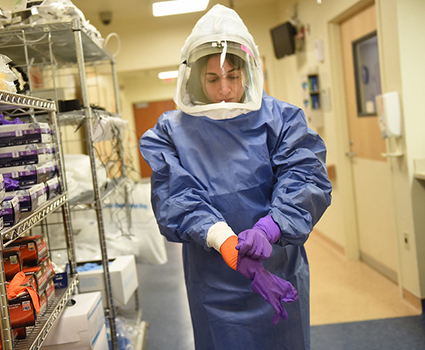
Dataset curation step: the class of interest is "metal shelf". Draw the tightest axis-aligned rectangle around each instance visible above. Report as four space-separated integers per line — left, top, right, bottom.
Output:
0 90 55 111
0 91 78 350
0 20 131 349
69 178 126 209
0 21 112 66
58 109 120 126
1 193 68 243
13 275 79 350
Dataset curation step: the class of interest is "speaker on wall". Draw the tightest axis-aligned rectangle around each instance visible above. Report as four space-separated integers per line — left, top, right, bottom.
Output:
270 22 297 59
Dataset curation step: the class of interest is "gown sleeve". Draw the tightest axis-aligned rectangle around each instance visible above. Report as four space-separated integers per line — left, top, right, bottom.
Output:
269 105 332 246
139 114 226 249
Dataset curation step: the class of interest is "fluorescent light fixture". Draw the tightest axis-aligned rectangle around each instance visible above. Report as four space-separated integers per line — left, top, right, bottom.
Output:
153 0 209 17
158 70 179 80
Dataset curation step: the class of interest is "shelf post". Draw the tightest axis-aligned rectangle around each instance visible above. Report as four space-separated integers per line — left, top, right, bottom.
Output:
72 18 118 350
0 245 13 350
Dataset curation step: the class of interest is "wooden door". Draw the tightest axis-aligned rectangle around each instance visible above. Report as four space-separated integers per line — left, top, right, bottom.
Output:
340 3 398 279
133 100 175 178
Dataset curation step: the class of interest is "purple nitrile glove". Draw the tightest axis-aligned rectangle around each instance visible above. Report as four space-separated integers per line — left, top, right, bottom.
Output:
0 114 24 125
4 177 20 191
237 253 298 325
236 215 281 260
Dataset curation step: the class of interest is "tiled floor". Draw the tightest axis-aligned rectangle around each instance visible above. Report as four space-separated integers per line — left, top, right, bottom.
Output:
136 231 422 350
136 242 195 350
306 232 421 325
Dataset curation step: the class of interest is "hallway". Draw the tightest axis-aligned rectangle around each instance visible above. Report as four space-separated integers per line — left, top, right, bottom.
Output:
307 232 420 325
136 231 423 350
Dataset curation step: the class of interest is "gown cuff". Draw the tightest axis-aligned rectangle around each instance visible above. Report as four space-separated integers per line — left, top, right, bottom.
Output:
207 222 237 252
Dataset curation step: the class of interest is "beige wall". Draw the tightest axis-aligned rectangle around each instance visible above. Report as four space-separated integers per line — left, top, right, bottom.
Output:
394 0 425 298
268 0 425 301
279 0 424 299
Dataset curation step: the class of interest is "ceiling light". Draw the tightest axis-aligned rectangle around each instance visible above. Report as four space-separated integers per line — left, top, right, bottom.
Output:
158 70 179 80
153 0 209 17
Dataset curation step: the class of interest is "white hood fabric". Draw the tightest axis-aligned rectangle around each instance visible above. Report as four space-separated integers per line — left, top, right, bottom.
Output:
180 4 259 64
174 4 264 120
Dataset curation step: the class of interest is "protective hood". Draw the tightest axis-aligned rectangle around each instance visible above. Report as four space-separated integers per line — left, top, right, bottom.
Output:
174 4 264 120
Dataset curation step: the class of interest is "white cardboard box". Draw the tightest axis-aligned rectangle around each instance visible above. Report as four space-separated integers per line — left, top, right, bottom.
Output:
42 292 105 350
78 255 139 308
93 324 108 350
42 325 108 350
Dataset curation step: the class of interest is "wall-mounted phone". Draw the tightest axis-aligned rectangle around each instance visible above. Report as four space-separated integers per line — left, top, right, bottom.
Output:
375 92 402 138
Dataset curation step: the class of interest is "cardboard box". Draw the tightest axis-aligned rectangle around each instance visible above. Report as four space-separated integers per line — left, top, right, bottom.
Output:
45 277 55 305
53 271 67 289
39 278 55 317
8 293 37 329
92 324 108 350
0 173 4 203
0 195 20 227
3 247 22 280
45 176 61 200
42 292 105 350
0 162 57 187
22 274 38 292
39 291 48 316
47 323 109 350
22 263 48 294
8 183 47 215
0 143 55 168
0 122 52 147
78 255 139 308
7 235 48 265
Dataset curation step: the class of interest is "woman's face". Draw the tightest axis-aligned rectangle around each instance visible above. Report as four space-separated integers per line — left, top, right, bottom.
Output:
200 55 245 103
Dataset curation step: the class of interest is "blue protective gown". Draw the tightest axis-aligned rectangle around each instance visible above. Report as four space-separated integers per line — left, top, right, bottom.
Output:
139 92 332 350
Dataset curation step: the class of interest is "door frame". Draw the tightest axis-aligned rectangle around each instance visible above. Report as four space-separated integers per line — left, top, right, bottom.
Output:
328 0 404 290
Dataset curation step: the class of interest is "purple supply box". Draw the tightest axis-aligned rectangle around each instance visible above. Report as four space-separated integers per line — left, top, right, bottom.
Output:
0 143 56 168
0 173 4 204
0 122 52 147
8 183 47 216
0 195 20 227
45 176 61 200
0 162 57 187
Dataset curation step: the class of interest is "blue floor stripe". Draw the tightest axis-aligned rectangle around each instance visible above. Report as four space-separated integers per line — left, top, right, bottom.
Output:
311 315 425 350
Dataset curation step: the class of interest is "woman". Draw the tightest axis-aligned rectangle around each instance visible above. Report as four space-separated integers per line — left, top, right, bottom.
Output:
140 5 332 350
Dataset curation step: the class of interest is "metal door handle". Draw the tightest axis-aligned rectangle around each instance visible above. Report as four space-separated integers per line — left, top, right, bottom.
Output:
381 152 403 158
345 151 356 158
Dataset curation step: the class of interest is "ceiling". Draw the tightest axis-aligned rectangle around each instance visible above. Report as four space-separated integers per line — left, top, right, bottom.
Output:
1 0 280 22
71 0 279 23
1 0 282 78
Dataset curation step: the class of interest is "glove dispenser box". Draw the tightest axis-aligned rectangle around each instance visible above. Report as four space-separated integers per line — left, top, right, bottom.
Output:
78 254 139 308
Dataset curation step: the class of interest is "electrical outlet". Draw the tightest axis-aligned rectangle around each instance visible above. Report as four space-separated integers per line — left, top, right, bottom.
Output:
403 232 410 250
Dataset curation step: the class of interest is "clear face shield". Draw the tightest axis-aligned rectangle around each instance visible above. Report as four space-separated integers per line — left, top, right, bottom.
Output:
175 41 263 119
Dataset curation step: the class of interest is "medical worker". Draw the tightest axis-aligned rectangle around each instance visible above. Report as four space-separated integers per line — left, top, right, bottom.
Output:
140 4 332 350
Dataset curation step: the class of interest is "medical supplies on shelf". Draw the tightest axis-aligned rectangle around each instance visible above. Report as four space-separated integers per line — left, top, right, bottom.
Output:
0 118 62 226
0 91 78 350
